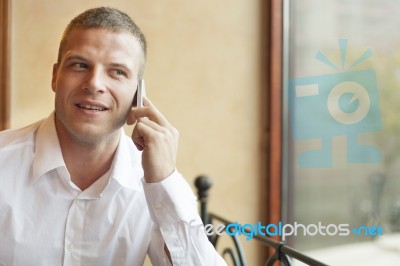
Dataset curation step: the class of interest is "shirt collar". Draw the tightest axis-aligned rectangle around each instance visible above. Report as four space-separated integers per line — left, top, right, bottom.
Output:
32 112 65 181
32 113 142 192
109 130 142 192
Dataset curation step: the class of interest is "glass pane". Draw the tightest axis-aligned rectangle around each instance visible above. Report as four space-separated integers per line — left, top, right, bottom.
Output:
284 0 400 265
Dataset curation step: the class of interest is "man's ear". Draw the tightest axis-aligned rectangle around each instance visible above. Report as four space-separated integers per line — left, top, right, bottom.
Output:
51 63 58 92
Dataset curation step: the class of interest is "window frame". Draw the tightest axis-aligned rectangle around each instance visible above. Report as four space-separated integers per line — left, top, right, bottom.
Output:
266 0 284 233
0 0 10 130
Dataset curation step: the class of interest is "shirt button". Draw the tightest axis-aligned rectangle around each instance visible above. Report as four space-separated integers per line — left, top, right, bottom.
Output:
154 202 163 209
68 244 74 252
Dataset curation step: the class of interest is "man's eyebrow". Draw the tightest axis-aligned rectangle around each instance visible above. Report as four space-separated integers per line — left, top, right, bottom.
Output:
109 63 130 69
63 54 88 63
109 63 133 74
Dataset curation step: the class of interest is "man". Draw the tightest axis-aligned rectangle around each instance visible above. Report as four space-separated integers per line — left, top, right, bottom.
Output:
0 7 226 266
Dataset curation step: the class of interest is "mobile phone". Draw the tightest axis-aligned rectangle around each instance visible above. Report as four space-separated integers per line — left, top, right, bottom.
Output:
134 79 146 107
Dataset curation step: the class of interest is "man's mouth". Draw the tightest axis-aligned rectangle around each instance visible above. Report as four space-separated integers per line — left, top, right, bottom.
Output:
76 103 108 111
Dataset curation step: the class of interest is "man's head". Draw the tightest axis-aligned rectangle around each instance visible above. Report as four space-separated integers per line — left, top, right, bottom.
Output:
58 7 147 78
51 7 147 145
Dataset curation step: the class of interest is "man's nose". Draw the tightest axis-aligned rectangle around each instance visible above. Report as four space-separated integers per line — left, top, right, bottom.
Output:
82 68 106 94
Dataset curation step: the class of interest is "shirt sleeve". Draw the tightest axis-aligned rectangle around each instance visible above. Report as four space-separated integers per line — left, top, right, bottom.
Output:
142 170 227 266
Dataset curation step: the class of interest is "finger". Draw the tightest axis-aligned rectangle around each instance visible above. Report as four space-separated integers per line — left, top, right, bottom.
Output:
142 96 154 108
131 124 145 150
132 119 161 149
126 107 137 125
143 97 168 123
132 120 161 147
137 117 168 133
133 141 144 151
131 97 169 127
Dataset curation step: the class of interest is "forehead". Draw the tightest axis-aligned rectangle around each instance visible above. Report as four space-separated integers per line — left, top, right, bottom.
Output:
61 28 144 67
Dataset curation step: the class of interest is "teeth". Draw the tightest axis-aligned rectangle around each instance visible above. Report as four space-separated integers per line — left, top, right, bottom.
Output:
78 104 106 111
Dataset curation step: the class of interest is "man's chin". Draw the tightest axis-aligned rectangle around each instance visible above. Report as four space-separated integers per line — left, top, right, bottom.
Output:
55 112 125 145
62 125 119 145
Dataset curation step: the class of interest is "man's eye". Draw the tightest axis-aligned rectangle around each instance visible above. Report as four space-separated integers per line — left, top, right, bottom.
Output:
73 63 88 69
115 70 126 76
111 69 127 78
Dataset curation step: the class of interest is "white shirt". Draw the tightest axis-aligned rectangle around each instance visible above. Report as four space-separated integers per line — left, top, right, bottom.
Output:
0 114 226 266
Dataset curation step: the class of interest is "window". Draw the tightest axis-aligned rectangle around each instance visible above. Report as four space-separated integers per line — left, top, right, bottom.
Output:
283 0 400 264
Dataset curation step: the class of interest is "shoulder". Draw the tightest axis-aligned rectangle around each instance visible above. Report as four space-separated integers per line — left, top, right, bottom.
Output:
0 120 43 151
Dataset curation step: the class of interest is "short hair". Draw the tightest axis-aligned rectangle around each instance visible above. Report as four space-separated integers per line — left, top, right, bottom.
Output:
57 7 147 77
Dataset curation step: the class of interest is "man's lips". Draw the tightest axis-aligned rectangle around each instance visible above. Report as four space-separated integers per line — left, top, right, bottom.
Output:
75 102 109 111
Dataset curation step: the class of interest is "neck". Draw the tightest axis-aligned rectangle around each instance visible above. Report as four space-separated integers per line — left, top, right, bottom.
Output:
55 122 120 191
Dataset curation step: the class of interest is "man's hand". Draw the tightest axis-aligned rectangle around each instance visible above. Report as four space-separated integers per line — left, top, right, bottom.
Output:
127 97 179 183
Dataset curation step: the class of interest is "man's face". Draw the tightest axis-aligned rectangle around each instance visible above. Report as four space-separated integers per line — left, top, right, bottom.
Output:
52 28 143 143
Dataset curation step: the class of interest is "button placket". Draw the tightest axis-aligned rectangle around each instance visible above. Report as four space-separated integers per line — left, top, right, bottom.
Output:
63 197 85 265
